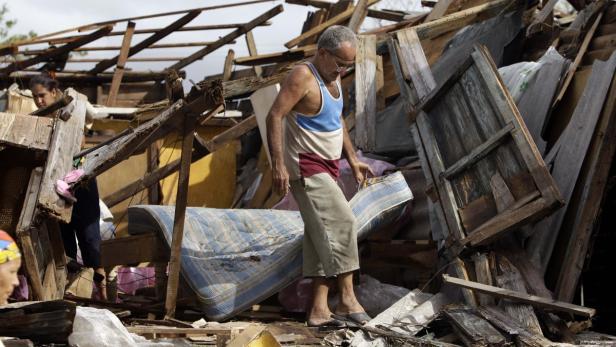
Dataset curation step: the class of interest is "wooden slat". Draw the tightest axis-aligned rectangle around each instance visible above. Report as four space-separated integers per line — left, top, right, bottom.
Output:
223 49 236 81
477 306 556 347
164 116 197 319
106 22 136 106
244 31 263 77
284 0 379 48
443 306 507 346
90 11 200 74
553 13 603 107
471 253 494 306
354 35 377 151
234 45 316 66
169 5 284 70
348 0 373 33
555 66 616 302
15 167 45 300
102 115 257 208
37 90 87 222
1 0 272 48
0 26 113 74
527 52 616 273
395 28 436 110
0 113 54 151
442 122 514 179
442 274 596 317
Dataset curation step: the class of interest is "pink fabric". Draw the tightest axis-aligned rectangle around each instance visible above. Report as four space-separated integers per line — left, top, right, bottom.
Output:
54 169 85 202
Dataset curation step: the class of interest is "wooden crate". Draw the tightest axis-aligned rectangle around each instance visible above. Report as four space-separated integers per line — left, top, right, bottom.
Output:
390 30 563 255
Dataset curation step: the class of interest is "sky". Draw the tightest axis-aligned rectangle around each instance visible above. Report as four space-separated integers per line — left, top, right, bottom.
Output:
4 1 426 86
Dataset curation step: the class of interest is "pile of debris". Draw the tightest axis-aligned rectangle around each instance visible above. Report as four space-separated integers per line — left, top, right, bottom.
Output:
2 0 616 345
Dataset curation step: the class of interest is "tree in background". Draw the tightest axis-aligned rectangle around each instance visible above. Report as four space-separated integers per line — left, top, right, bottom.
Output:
0 3 37 45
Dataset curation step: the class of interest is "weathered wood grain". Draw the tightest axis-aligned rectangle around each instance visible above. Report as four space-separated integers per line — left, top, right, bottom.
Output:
0 113 53 151
354 34 377 151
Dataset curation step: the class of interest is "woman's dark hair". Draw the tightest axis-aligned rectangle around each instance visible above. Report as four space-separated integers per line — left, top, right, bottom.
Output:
29 74 60 91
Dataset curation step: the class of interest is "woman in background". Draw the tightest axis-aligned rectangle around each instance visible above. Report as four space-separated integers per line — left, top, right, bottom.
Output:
29 74 107 300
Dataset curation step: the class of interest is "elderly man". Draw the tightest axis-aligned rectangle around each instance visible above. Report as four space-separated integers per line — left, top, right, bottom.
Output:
266 25 372 327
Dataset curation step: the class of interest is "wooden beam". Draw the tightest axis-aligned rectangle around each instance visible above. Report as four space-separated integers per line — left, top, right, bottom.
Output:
234 45 316 66
164 116 197 319
223 49 235 81
16 167 45 300
285 3 370 48
442 274 596 317
9 70 177 83
0 25 112 74
553 13 603 107
245 31 262 77
348 0 374 33
0 113 54 151
69 57 181 63
354 34 377 151
285 0 408 21
91 11 200 74
103 115 257 208
1 0 273 48
107 21 136 106
169 5 284 70
37 90 86 222
23 41 224 54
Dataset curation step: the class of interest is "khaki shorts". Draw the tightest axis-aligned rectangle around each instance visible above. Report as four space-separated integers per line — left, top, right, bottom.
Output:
290 173 359 277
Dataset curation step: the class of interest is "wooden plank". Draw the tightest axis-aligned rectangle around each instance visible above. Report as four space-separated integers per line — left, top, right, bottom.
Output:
244 31 263 77
233 44 316 66
1 0 272 48
425 0 455 22
15 167 45 300
102 115 256 208
37 90 86 222
527 52 616 273
285 0 407 21
443 305 507 346
147 141 161 204
222 49 235 81
443 123 514 179
442 274 596 317
165 117 197 319
299 10 327 46
91 11 200 74
527 0 559 36
348 0 372 33
494 254 543 335
553 13 603 107
555 70 616 302
169 5 284 70
376 55 385 111
477 306 555 347
472 253 495 306
106 21 136 106
0 25 113 74
450 257 478 306
101 233 168 267
0 113 53 151
396 28 436 109
284 0 379 48
354 35 377 151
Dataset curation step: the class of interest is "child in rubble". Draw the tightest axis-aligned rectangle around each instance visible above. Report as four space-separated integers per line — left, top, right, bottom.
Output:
0 230 21 306
29 74 107 300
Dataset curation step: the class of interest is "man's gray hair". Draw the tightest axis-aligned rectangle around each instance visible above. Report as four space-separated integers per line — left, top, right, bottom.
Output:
317 25 357 51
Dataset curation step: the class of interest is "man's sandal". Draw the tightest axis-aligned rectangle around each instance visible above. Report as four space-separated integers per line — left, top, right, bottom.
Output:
331 312 372 326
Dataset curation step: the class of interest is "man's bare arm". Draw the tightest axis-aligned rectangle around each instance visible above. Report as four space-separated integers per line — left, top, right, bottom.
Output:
342 117 374 183
266 66 311 195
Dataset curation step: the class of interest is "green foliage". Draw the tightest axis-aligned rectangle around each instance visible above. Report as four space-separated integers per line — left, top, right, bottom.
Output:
0 3 37 45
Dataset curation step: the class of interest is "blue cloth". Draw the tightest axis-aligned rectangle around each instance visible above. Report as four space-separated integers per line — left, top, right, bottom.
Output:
128 172 413 320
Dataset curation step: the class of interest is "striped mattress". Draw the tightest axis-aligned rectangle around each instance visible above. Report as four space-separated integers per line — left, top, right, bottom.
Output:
127 171 413 320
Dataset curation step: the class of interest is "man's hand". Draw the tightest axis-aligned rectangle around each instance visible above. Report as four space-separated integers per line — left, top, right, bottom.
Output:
272 161 290 196
351 161 374 184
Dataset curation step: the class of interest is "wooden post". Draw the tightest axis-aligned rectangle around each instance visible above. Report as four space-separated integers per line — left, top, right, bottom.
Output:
164 116 197 319
244 31 262 77
223 49 235 81
147 141 161 205
348 0 371 32
354 34 377 151
107 21 136 106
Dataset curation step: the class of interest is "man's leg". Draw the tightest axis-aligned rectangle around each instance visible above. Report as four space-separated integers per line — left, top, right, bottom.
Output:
335 271 366 319
307 277 333 326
